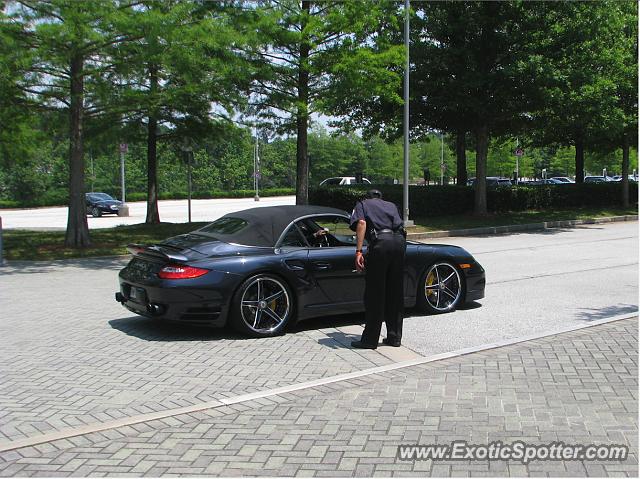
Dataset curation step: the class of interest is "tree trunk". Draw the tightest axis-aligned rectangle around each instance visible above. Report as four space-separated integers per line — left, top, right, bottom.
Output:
574 138 585 184
473 125 488 215
455 131 467 186
146 65 160 223
64 54 90 248
295 0 311 206
621 132 629 208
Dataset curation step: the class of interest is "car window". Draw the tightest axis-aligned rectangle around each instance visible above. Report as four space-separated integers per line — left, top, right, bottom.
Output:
280 224 308 248
199 217 248 235
311 215 363 247
323 178 341 185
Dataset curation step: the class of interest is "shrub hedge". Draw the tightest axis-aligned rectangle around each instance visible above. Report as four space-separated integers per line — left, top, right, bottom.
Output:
309 183 638 216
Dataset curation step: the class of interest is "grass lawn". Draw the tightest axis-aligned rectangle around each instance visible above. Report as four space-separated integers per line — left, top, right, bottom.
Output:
2 222 209 261
1 206 637 261
409 207 638 233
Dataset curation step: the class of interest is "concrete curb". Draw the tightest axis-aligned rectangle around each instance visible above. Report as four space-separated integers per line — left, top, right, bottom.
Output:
408 214 638 240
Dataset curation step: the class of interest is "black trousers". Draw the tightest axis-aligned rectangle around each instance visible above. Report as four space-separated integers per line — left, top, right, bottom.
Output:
360 232 406 346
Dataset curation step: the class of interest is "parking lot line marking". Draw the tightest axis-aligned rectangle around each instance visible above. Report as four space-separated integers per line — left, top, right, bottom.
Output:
0 312 636 454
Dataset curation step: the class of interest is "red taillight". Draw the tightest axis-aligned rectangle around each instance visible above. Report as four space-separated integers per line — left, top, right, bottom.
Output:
158 264 209 279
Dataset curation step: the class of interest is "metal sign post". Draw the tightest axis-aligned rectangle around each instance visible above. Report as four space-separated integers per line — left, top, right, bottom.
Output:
119 143 128 203
514 142 524 185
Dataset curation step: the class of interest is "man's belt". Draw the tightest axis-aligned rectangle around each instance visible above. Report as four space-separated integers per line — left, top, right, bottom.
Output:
374 227 407 238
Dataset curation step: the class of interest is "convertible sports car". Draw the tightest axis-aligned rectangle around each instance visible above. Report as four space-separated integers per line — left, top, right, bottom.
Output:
115 205 485 337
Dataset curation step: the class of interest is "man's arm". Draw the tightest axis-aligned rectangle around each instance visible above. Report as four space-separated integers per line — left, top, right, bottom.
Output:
355 219 366 271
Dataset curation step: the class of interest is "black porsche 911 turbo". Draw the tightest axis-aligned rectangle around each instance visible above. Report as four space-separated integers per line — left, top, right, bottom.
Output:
115 205 485 337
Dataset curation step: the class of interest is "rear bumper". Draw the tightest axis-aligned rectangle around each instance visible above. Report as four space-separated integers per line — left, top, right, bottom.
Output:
116 278 231 327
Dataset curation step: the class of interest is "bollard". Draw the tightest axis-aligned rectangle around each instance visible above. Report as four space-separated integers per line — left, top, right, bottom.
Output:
0 216 4 266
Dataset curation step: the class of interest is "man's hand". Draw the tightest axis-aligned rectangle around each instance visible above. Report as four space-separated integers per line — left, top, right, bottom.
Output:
355 252 365 272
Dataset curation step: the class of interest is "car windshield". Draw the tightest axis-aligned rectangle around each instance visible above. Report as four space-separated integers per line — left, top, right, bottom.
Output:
90 193 114 201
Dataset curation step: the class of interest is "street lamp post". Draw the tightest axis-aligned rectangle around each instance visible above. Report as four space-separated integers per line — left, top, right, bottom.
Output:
181 140 193 222
402 0 413 226
254 130 260 201
440 132 444 185
118 143 129 217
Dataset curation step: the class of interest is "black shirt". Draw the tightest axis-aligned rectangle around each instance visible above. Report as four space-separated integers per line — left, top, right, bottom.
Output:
349 198 403 235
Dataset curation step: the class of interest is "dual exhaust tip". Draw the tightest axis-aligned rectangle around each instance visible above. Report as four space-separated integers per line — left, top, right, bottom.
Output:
115 292 165 316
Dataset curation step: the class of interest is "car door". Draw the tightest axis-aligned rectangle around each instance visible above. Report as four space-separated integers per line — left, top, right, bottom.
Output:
301 215 365 314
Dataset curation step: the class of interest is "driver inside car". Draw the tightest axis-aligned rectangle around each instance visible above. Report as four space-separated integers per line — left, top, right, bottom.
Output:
297 219 332 247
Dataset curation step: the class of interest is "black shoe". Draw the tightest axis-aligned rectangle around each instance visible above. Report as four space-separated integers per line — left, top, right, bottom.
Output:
383 338 401 347
351 340 377 350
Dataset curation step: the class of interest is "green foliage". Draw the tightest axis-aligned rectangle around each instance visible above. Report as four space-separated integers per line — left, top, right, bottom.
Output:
310 183 638 217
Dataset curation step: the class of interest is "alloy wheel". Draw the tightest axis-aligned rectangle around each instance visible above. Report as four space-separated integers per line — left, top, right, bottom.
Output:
239 276 291 334
423 262 462 312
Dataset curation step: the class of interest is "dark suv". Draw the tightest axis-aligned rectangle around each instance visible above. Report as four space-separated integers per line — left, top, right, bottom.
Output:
85 192 122 217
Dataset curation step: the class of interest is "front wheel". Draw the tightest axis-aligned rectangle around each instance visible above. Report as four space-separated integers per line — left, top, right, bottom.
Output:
416 262 464 314
91 207 102 217
230 274 294 337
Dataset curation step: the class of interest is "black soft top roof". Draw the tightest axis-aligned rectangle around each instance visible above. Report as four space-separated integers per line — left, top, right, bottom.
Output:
199 205 349 247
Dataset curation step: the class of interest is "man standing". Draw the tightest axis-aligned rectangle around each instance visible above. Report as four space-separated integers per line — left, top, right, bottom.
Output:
350 189 406 349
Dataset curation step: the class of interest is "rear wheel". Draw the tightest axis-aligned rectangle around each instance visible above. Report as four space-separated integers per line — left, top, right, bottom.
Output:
91 207 102 217
416 262 463 314
230 274 294 337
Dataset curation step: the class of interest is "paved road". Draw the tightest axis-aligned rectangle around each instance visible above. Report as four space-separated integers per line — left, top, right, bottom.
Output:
0 196 296 230
401 221 639 356
0 222 636 472
0 318 636 477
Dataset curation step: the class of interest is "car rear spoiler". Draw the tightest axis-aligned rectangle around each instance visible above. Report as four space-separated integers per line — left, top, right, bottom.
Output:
126 243 189 263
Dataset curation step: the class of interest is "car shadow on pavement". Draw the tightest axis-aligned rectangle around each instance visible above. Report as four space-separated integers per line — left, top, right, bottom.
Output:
108 316 249 341
289 313 365 333
573 304 638 322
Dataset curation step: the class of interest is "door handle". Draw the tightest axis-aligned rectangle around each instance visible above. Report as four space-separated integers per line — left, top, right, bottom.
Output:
284 260 305 271
312 261 332 270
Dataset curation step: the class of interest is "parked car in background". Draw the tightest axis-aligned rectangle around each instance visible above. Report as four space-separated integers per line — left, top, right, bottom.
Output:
612 175 638 182
319 176 372 186
85 192 122 217
550 177 575 183
584 176 616 183
467 177 513 187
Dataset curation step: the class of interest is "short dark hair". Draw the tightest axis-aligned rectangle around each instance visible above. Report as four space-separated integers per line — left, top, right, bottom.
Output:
367 189 382 199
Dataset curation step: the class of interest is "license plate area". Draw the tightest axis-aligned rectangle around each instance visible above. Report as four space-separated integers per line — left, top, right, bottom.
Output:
122 284 147 304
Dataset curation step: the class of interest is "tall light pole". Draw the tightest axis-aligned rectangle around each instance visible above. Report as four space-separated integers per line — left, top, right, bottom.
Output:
440 132 444 185
402 0 413 226
254 129 260 201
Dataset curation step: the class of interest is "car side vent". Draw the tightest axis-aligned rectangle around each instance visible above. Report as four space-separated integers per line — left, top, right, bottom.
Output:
180 306 221 322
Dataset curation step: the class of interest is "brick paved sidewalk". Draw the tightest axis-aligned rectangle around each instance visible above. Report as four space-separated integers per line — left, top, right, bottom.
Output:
0 318 636 477
0 259 391 444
